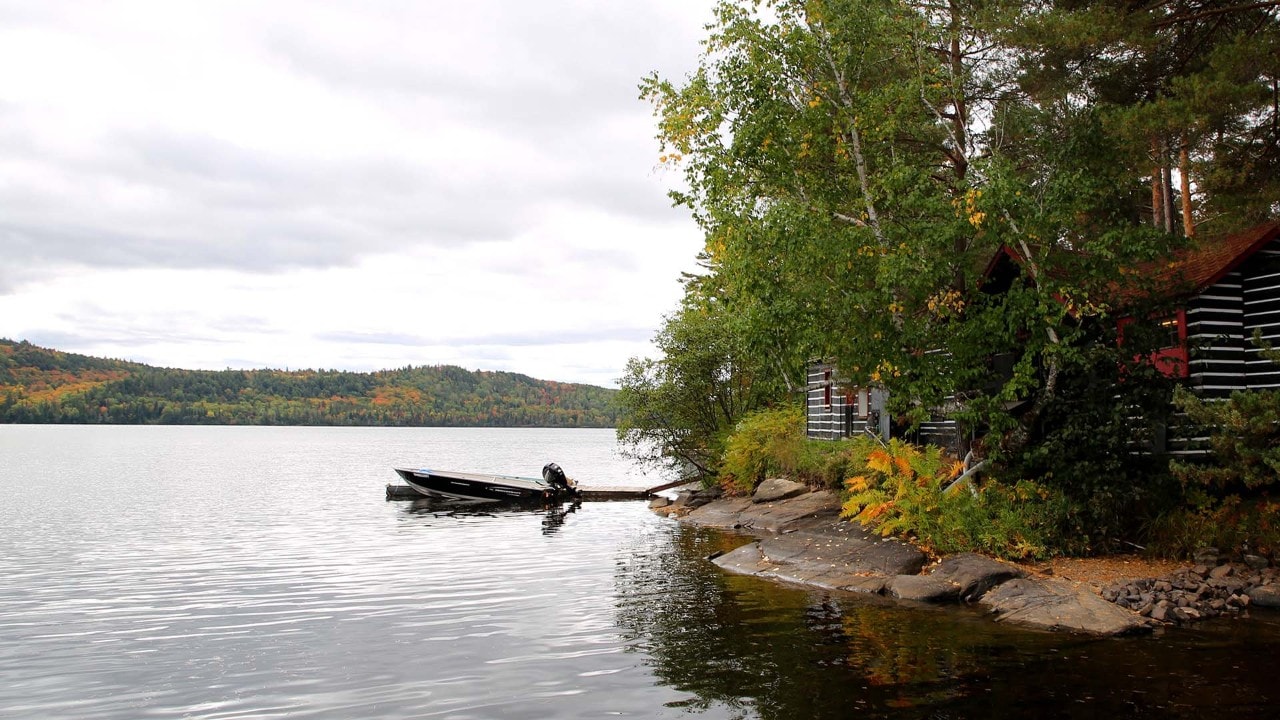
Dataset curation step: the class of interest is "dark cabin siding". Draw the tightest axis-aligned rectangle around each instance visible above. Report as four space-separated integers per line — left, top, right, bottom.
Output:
805 362 880 440
1172 237 1280 455
1186 269 1247 399
1242 242 1280 389
807 362 845 439
1186 238 1280 397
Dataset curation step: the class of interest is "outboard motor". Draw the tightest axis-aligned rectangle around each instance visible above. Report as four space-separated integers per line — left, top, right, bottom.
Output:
542 462 573 494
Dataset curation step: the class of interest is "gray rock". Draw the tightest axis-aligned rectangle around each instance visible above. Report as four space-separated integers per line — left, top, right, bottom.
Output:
673 486 722 509
839 576 890 594
980 577 1152 635
681 497 754 527
1244 554 1271 571
1193 547 1223 566
684 491 842 533
711 520 926 587
929 553 1026 602
711 541 776 576
886 575 961 603
648 496 672 509
752 478 810 504
1209 564 1234 580
1246 584 1280 608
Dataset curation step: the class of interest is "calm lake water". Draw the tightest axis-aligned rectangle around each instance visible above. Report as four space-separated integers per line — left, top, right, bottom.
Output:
3 425 1280 719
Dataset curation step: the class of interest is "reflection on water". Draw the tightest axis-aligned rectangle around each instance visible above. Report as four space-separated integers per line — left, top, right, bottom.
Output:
616 524 1280 719
2 426 1280 719
402 497 584 536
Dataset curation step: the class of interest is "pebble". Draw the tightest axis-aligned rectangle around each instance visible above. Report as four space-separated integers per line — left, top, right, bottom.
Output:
1101 558 1275 626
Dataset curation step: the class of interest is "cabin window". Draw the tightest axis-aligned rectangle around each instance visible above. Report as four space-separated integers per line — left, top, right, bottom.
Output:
1117 311 1189 378
1159 317 1180 349
823 370 832 408
1153 312 1188 378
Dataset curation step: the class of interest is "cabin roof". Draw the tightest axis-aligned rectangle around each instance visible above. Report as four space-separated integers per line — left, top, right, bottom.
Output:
980 220 1280 303
1148 220 1280 297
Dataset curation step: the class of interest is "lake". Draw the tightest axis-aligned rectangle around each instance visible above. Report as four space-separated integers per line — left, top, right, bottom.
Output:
2 425 1280 719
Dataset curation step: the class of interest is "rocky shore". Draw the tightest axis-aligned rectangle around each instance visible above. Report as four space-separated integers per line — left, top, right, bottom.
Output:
651 480 1279 636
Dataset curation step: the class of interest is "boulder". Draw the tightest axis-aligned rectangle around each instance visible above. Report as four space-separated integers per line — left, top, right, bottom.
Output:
684 491 842 533
648 496 672 509
980 577 1153 636
1246 584 1280 608
673 486 723 509
929 553 1026 602
711 520 926 589
752 478 810 504
1193 547 1224 566
886 575 961 603
1243 554 1271 571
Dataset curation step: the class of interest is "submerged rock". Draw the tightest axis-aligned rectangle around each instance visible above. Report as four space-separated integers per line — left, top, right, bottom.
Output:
886 575 961 603
1248 585 1280 608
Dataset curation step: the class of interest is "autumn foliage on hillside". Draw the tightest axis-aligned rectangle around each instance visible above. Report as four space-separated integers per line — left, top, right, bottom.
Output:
0 339 617 427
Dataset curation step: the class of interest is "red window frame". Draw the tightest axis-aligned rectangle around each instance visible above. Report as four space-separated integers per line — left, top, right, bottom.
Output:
1118 310 1188 378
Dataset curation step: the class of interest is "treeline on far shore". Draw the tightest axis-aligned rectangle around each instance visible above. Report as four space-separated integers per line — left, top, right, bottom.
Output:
0 339 617 428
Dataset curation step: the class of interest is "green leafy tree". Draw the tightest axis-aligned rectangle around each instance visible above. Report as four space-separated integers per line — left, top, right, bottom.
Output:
616 286 778 479
641 0 1188 458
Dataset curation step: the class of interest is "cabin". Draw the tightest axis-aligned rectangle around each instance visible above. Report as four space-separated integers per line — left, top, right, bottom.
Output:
805 361 963 454
1158 220 1280 399
805 361 889 440
804 220 1280 455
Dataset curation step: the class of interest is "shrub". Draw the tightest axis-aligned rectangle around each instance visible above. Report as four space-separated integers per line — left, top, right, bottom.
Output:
841 439 960 536
1152 347 1280 558
841 439 1073 560
718 404 807 493
1172 386 1280 493
1145 493 1280 559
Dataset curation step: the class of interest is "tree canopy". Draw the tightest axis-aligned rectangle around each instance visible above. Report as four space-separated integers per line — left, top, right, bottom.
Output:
621 0 1279 477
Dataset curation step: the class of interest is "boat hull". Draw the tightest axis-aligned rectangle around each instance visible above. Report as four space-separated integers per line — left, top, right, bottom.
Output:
394 468 574 503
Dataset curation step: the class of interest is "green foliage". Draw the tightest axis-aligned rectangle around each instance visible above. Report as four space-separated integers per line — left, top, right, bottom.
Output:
0 338 617 427
1158 330 1280 556
627 0 1280 556
840 439 962 538
840 439 1072 560
639 0 1204 460
998 326 1183 554
1172 386 1280 492
1153 385 1280 558
1145 494 1280 560
718 404 806 492
615 295 780 479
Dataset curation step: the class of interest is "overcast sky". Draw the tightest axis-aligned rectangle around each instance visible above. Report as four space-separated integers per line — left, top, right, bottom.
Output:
0 0 714 388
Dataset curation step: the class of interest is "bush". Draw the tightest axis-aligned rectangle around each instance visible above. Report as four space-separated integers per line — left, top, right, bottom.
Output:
1145 493 1280 559
1172 386 1280 493
841 439 1073 560
718 404 806 493
719 405 886 493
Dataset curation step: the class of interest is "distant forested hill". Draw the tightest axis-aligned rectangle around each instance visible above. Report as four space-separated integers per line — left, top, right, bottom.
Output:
0 339 617 427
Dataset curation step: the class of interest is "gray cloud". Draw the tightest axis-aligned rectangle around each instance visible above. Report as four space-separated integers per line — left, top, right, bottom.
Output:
318 326 653 348
0 0 708 384
0 1 706 294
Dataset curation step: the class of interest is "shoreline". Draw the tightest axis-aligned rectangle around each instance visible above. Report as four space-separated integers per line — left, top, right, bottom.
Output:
652 480 1280 635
